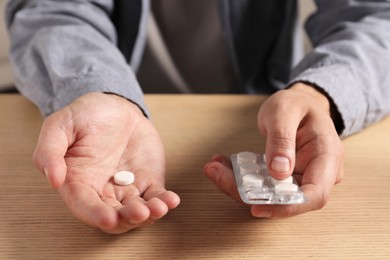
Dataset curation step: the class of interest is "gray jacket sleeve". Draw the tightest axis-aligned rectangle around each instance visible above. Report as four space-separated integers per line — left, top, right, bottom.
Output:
6 0 148 117
290 0 390 137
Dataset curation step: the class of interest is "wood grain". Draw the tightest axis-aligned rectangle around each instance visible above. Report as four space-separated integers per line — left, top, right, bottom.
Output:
0 94 389 259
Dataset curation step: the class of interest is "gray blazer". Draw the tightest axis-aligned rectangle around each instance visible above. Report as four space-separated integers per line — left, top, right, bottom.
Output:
6 0 390 136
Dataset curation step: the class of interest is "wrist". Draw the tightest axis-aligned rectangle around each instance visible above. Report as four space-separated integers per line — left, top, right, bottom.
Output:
288 82 344 134
103 92 146 117
289 83 331 115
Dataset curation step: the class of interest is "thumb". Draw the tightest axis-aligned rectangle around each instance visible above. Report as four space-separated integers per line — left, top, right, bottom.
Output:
265 130 296 180
258 103 300 180
33 114 71 188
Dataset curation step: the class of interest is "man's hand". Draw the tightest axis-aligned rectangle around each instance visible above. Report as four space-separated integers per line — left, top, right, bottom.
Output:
204 83 343 217
33 93 180 234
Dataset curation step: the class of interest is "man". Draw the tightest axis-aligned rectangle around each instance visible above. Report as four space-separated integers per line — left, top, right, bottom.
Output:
6 0 390 234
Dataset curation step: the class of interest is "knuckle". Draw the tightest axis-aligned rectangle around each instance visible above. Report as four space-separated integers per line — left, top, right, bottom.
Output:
336 167 344 184
317 191 330 210
31 151 41 170
271 130 294 149
283 205 297 218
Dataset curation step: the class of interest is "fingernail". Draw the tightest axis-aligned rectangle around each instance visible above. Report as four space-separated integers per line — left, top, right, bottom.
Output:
271 156 290 173
211 155 223 163
204 165 220 182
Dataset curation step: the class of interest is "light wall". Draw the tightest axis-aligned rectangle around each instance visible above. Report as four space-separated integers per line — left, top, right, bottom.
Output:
299 0 316 53
0 0 13 90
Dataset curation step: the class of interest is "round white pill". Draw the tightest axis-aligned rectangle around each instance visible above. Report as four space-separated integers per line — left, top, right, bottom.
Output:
270 176 293 186
274 183 298 193
240 162 261 175
237 151 257 164
114 171 135 186
242 173 264 187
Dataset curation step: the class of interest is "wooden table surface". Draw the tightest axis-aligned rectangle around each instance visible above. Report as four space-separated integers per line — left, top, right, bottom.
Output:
0 94 389 259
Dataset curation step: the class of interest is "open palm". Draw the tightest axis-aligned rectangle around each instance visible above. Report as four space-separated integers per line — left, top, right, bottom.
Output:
33 93 180 234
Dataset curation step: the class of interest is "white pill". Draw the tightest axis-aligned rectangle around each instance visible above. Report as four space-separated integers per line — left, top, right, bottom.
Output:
114 171 135 186
242 173 264 186
240 162 261 175
274 183 298 193
237 151 257 164
270 176 293 186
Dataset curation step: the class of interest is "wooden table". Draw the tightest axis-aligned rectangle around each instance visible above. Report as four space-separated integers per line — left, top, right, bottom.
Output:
0 94 389 259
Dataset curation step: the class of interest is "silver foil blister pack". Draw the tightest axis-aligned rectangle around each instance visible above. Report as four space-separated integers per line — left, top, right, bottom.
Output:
231 152 307 205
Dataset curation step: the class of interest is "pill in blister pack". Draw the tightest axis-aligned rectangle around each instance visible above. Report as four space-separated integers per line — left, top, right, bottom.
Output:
231 152 307 205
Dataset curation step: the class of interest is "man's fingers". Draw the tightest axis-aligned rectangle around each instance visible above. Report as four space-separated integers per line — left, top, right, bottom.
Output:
117 200 151 225
250 183 330 218
258 93 303 180
122 186 178 219
251 152 340 218
118 186 179 228
59 182 179 234
203 157 242 203
33 115 72 188
142 188 181 210
209 154 233 168
58 183 120 230
266 135 295 179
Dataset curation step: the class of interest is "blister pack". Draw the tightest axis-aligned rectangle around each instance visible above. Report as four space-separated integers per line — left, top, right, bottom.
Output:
231 151 307 205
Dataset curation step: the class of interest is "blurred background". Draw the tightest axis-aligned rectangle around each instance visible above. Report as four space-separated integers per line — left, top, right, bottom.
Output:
0 0 315 92
0 0 13 91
